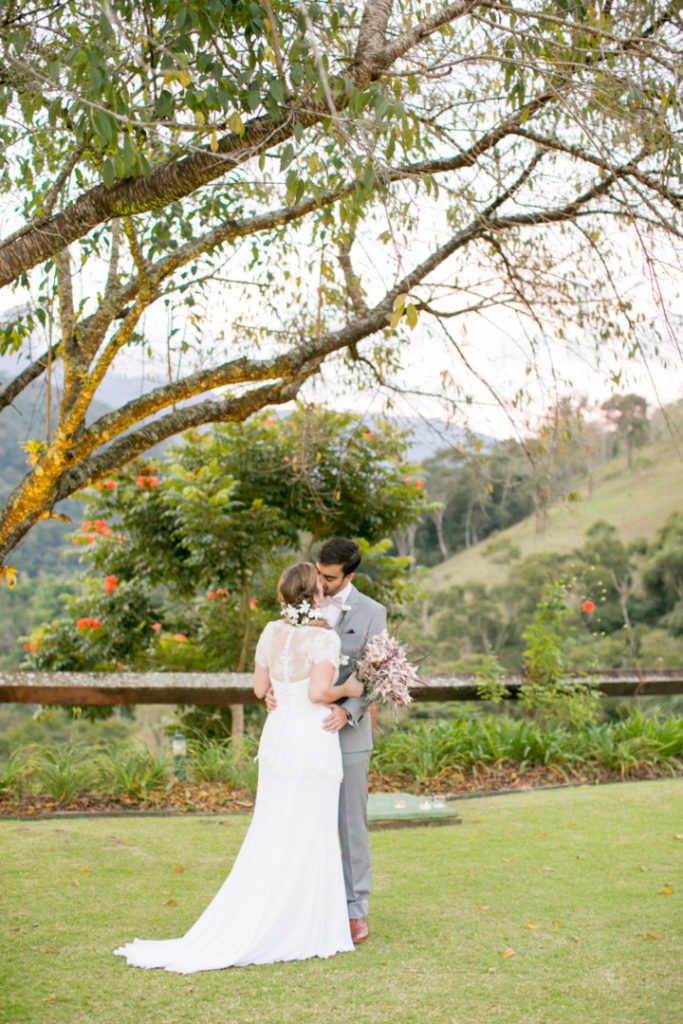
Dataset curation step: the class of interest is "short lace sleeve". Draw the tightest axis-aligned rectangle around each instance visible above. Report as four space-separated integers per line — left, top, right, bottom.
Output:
254 621 275 667
307 627 341 668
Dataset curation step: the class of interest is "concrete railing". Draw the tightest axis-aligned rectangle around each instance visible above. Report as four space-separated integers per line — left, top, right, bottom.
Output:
1 668 682 706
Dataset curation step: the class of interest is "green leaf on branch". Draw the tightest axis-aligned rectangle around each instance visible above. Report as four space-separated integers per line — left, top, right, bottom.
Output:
388 294 407 329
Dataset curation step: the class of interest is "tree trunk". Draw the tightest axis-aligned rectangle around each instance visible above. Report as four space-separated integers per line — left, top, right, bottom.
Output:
431 506 449 561
230 703 244 742
231 581 253 744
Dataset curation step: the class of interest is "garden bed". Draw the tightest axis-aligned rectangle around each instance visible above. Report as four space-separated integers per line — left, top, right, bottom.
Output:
2 758 680 817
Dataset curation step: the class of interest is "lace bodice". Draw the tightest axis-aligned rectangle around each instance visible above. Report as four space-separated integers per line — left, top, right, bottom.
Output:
254 619 342 781
255 619 340 685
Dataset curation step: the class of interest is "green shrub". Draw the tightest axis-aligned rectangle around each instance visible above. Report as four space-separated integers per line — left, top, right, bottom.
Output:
31 744 95 801
93 744 170 798
189 736 259 795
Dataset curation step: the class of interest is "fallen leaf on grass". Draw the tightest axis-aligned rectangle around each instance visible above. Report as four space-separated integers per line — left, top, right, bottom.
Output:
659 887 674 895
573 936 581 942
477 904 489 912
644 933 662 940
71 879 80 887
526 922 538 930
552 920 560 926
162 890 173 896
568 822 577 827
40 945 59 954
43 996 56 1002
164 899 178 906
175 865 184 872
502 948 515 958
473 818 484 823
637 865 647 872
80 868 91 873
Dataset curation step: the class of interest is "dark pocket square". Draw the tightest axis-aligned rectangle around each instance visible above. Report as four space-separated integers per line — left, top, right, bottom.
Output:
344 628 356 634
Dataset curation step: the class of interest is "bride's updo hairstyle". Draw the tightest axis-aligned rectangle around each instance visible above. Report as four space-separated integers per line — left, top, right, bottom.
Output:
277 562 330 628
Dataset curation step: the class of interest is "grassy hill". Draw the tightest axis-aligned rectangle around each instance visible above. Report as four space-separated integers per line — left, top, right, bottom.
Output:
424 403 683 592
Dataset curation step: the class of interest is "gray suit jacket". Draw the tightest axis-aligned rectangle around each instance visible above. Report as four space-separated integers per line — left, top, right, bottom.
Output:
334 583 387 753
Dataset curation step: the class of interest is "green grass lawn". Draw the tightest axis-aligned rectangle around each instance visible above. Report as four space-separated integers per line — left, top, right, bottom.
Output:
2 780 681 1024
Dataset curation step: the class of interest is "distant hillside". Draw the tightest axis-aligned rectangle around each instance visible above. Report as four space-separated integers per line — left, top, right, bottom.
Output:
424 402 683 593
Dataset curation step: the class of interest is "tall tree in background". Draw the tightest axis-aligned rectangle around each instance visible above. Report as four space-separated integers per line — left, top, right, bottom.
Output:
1 0 681 579
601 393 649 470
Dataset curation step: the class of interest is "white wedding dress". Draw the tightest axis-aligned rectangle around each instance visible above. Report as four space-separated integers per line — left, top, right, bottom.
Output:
114 620 354 972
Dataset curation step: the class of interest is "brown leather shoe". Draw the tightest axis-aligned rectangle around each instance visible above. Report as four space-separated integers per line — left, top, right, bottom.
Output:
349 918 369 944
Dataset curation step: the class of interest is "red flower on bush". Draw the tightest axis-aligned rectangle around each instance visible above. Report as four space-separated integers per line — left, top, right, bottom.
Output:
136 474 159 489
415 478 424 489
363 431 373 439
151 623 162 632
76 617 101 630
582 600 596 614
249 598 258 610
171 633 188 642
207 591 216 599
23 642 39 654
104 575 118 594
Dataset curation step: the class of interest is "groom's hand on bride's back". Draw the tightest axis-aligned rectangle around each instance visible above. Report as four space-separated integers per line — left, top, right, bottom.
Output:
264 687 277 713
322 705 349 733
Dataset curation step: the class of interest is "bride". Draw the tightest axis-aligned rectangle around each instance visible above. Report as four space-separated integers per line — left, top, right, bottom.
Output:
114 561 364 972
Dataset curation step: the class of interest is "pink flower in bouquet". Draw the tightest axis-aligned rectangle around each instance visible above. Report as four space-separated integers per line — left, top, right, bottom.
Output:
354 631 419 708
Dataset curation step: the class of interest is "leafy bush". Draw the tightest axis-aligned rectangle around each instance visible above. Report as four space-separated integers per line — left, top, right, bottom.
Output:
371 707 683 783
31 744 95 801
93 744 170 799
189 736 259 795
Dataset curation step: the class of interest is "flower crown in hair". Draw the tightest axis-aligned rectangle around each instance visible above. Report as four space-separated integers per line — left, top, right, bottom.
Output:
280 598 318 626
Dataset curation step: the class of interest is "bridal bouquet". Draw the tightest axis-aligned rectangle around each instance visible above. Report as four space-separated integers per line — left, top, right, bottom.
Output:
354 630 420 708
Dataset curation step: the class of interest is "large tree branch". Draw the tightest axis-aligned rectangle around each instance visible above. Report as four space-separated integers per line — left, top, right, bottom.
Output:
71 351 311 460
0 0 410 288
0 154 665 565
51 375 314 502
0 123 653 419
511 127 683 210
0 343 61 413
0 0 570 290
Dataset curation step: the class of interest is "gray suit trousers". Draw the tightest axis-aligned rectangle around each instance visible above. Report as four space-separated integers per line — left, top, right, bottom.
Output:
338 748 372 920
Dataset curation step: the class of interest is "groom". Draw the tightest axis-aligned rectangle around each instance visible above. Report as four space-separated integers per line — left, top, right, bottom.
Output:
316 537 386 945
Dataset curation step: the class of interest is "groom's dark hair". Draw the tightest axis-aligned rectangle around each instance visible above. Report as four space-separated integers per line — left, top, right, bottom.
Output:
318 537 362 576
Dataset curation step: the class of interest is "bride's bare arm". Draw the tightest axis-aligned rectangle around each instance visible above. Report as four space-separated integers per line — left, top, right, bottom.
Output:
254 663 271 700
309 663 363 704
